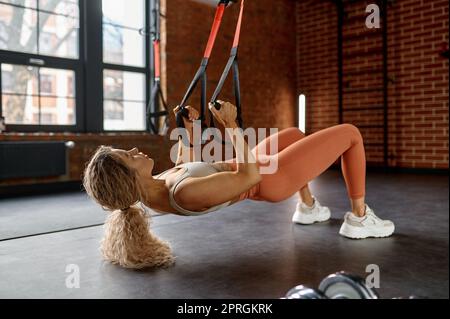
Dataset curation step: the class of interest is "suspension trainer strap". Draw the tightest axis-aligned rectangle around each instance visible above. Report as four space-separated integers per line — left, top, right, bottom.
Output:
209 0 245 130
147 82 159 134
176 3 227 131
146 0 170 135
147 39 171 134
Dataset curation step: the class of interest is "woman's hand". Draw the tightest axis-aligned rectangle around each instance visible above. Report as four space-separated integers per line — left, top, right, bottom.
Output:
208 100 237 127
173 105 200 127
173 105 199 150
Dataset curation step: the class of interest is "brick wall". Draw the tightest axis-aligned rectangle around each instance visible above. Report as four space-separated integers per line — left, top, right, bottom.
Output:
296 0 449 169
389 0 448 169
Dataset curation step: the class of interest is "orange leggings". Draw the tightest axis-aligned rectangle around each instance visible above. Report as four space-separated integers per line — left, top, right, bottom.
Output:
235 124 366 202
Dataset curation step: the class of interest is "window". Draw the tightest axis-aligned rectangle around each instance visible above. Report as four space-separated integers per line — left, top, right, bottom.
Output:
0 0 152 132
0 0 81 130
102 0 147 131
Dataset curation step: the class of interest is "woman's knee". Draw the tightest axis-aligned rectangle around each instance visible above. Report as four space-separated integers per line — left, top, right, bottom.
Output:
340 123 363 143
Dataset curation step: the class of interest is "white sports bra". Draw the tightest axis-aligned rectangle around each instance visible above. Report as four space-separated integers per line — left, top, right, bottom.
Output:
157 162 232 216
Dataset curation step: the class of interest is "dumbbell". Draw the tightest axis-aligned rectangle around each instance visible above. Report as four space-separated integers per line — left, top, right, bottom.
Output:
285 271 424 299
284 272 378 299
318 272 379 299
284 285 327 299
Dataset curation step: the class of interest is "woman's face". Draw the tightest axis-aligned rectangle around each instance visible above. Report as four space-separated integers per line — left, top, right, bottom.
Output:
112 147 155 176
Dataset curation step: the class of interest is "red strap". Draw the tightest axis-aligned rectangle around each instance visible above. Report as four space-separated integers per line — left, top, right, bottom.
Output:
203 4 226 58
153 40 161 79
232 0 244 48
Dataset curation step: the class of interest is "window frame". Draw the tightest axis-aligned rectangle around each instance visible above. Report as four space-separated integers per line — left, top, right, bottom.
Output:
0 0 153 133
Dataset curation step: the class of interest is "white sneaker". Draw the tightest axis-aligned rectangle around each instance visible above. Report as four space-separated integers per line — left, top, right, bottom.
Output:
292 196 331 225
339 204 395 239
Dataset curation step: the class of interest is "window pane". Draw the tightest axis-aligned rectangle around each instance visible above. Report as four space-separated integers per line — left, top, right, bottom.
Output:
2 1 37 8
39 68 75 97
103 70 145 101
40 96 75 125
0 4 37 54
1 64 76 126
2 94 39 124
0 1 79 57
103 100 145 131
1 64 38 95
39 11 78 58
102 0 144 29
103 24 144 67
39 0 79 18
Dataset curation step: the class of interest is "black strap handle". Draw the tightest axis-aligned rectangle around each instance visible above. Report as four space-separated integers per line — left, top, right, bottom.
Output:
209 49 243 145
219 0 238 5
209 47 243 128
175 107 190 129
232 55 243 129
176 59 210 136
208 0 245 145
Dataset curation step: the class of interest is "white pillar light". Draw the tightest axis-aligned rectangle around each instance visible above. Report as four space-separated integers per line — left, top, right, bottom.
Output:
299 94 306 133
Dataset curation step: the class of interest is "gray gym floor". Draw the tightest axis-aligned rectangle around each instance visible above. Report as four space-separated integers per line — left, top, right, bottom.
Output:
0 169 448 299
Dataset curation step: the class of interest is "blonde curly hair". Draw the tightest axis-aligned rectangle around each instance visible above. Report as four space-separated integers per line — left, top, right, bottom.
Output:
83 145 175 269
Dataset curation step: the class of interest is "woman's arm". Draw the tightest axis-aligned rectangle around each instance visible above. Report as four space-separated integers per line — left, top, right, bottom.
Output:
174 170 261 211
210 101 260 180
174 101 262 210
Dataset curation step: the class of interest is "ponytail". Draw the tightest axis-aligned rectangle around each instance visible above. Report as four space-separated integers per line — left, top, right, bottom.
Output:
101 205 175 269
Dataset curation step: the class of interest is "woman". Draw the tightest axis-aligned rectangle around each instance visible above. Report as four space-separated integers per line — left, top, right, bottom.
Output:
83 101 395 269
